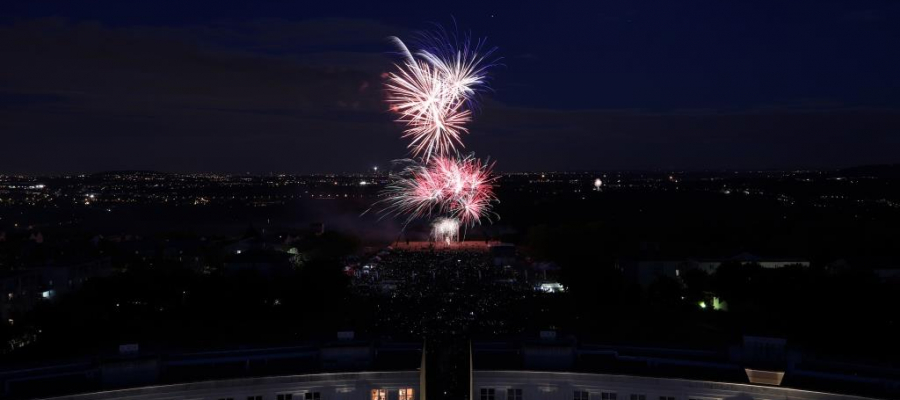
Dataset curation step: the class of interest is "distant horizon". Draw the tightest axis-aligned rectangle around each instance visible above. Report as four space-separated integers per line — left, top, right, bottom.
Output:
2 163 900 177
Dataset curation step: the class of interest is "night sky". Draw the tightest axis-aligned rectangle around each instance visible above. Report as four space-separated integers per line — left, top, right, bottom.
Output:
1 1 899 173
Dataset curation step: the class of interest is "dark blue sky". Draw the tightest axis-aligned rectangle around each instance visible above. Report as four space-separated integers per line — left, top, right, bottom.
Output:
1 0 899 173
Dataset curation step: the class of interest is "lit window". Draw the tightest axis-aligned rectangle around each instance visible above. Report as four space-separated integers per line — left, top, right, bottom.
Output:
481 388 496 400
306 393 321 400
247 397 262 400
372 389 387 400
601 393 616 400
574 391 589 400
399 388 415 400
507 388 522 400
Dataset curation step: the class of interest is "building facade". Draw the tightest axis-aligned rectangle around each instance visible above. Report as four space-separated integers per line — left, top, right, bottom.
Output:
43 371 420 400
473 370 875 400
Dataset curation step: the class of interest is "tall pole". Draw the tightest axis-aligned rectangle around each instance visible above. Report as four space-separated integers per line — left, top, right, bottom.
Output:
419 340 427 400
469 340 474 400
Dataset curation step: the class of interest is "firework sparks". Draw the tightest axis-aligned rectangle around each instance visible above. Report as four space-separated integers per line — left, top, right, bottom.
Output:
378 155 497 227
385 60 472 159
385 31 496 159
431 217 460 244
372 26 500 232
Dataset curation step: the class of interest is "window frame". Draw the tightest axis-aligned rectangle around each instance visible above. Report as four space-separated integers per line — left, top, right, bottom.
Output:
372 389 387 400
305 392 321 400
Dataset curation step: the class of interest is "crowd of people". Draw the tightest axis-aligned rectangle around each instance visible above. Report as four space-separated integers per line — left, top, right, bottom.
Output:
351 248 538 340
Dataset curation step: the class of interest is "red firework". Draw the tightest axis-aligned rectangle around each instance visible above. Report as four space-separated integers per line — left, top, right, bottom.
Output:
380 155 497 227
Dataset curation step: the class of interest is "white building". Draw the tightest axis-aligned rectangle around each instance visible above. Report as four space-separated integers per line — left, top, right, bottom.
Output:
0 340 423 400
473 370 875 400
472 336 897 399
44 371 420 400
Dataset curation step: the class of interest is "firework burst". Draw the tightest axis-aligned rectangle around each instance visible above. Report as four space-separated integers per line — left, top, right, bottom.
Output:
385 60 472 159
385 31 496 159
378 155 497 227
373 26 500 233
431 217 460 244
